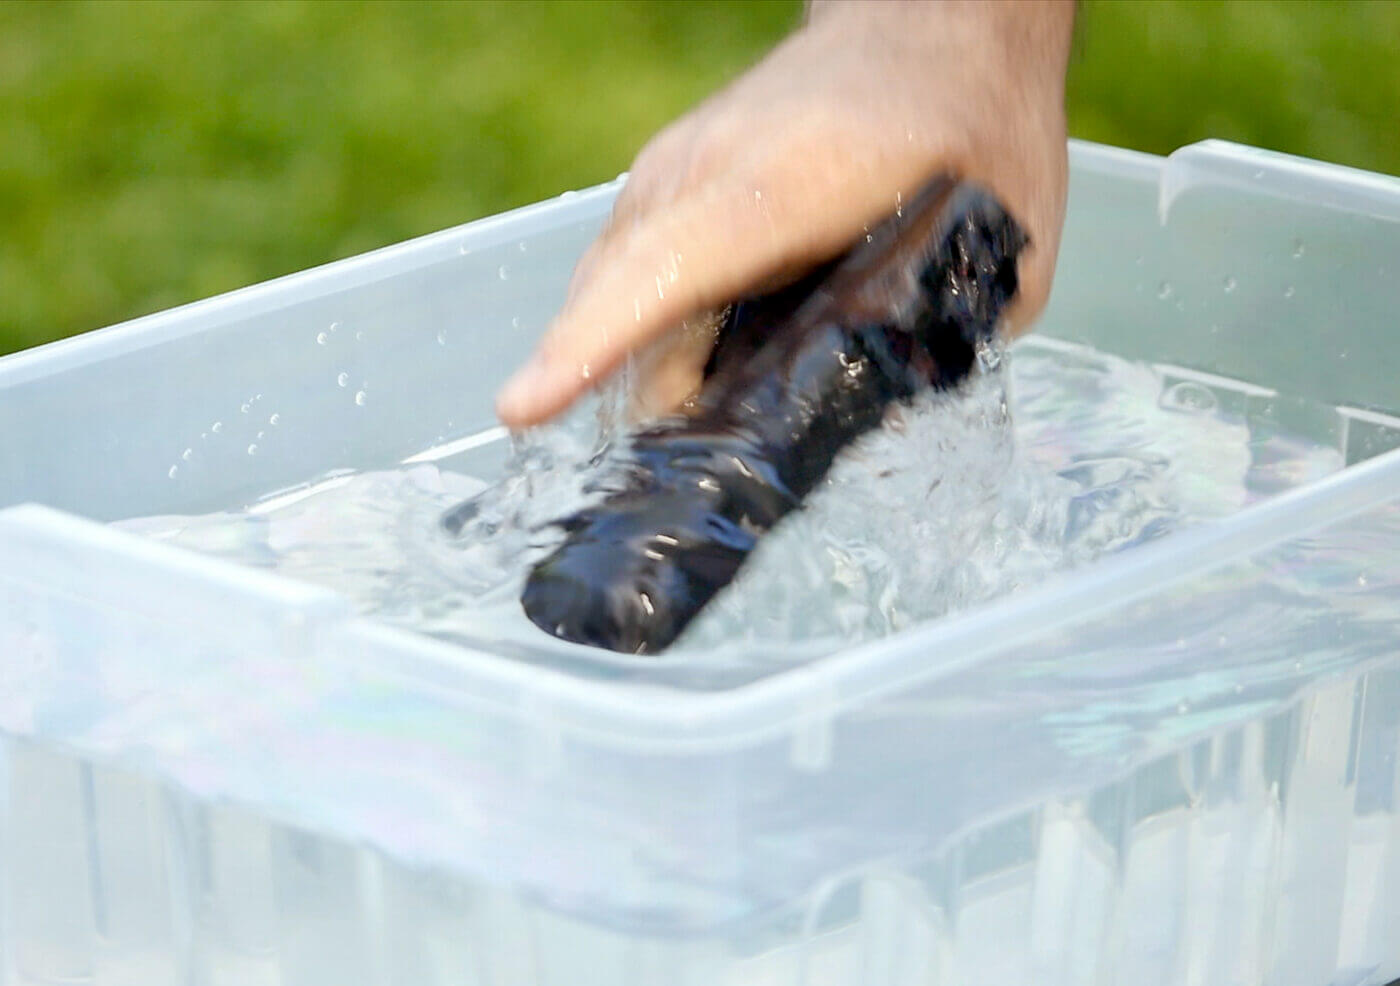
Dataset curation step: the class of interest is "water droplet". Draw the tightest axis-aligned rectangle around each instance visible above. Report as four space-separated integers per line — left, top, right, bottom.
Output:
436 329 448 346
181 448 192 462
354 390 367 406
355 330 365 342
1292 239 1305 259
559 189 578 201
256 430 265 440
511 316 521 329
458 242 471 256
580 364 591 381
517 241 528 254
1283 285 1295 299
1252 169 1265 179
1222 276 1237 293
328 321 340 334
1134 255 1145 267
1156 281 1172 300
1176 700 1190 715
269 413 279 426
1358 574 1369 587
247 444 258 456
211 421 223 434
633 298 641 321
316 332 328 345
168 466 179 479
240 403 250 414
498 265 509 281
337 372 349 388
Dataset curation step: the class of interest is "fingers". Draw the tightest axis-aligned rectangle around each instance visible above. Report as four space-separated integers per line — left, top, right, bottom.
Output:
496 181 836 428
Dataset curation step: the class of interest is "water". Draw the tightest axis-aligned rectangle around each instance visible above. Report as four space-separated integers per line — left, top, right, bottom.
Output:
116 340 1347 667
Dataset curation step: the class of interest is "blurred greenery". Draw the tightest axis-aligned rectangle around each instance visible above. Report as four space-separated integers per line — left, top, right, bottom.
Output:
1 0 1397 356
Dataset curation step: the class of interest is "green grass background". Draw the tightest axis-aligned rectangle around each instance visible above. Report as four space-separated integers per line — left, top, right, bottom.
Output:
2 0 1397 356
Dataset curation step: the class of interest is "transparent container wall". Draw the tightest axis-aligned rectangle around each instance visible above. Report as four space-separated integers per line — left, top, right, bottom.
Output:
4 499 1399 985
3 142 1400 985
0 188 610 521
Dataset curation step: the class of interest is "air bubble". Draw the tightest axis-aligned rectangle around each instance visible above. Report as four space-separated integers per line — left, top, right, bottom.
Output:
1159 381 1218 413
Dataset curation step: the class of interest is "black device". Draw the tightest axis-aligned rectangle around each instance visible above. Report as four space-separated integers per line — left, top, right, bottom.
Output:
520 176 1027 654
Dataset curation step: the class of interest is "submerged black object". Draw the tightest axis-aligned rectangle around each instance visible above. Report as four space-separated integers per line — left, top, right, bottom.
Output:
521 177 1027 654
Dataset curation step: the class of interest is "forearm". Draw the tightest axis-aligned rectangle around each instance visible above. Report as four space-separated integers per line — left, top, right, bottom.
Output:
805 0 1074 95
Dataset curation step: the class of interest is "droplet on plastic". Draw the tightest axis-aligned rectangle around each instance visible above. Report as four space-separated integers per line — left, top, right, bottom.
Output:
328 321 340 334
1222 276 1237 293
1156 281 1172 300
316 332 328 345
511 316 521 329
181 448 193 461
517 241 528 254
168 466 179 479
337 372 349 388
247 444 258 456
498 265 509 281
1159 379 1218 415
256 431 265 440
211 421 223 434
354 391 367 406
240 403 250 414
436 329 448 346
1292 239 1305 259
269 413 280 426
1283 285 1296 299
459 242 472 256
581 364 591 381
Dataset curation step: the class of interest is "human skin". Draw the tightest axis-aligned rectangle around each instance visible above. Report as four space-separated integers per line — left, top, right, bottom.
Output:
496 0 1076 428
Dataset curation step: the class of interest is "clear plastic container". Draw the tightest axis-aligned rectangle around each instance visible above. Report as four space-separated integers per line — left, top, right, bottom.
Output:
2 140 1399 985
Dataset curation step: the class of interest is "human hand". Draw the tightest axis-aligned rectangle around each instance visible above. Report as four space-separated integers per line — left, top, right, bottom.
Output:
496 0 1074 428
